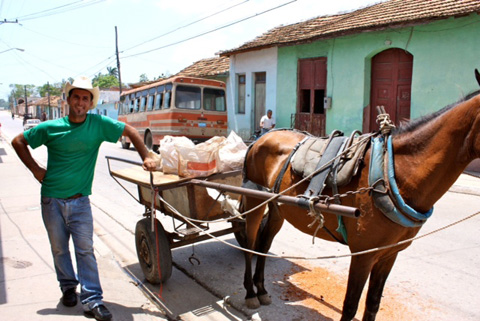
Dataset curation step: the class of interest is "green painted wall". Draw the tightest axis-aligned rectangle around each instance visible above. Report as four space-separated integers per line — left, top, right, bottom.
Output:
276 13 480 134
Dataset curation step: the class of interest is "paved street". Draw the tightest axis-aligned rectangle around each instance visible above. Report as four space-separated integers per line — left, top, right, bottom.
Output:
1 110 480 321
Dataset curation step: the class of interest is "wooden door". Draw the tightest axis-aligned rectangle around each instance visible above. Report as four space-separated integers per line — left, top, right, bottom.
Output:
254 72 266 131
294 58 327 136
369 49 413 132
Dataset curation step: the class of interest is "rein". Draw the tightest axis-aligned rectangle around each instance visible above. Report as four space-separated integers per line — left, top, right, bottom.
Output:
154 191 480 259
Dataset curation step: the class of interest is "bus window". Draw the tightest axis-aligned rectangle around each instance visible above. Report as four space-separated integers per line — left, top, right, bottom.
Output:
176 85 201 109
147 96 154 111
129 99 134 113
147 88 156 111
134 99 140 112
135 92 141 112
155 92 163 110
164 83 172 109
139 90 148 112
204 88 226 111
155 85 164 110
128 94 135 113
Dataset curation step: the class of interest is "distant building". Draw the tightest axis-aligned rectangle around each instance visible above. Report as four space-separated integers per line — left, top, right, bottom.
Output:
88 89 120 120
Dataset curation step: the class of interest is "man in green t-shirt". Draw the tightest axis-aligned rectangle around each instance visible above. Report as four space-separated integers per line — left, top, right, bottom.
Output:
11 76 157 321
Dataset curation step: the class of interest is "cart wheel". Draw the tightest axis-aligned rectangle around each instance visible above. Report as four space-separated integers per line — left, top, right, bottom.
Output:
135 218 172 284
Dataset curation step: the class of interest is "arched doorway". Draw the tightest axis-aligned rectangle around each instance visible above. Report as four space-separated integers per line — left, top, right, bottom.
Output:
369 48 413 132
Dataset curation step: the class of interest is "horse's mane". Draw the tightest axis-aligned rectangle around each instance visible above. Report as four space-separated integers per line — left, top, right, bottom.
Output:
392 89 480 136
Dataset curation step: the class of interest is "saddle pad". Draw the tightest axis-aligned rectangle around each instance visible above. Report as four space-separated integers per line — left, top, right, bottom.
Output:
291 134 370 187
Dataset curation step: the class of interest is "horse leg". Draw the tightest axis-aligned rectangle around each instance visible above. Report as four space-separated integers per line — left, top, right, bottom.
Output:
244 250 258 308
362 253 398 321
243 201 268 309
253 203 284 306
340 255 376 321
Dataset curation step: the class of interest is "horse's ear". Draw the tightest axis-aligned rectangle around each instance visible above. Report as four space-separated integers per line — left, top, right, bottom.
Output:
475 69 480 87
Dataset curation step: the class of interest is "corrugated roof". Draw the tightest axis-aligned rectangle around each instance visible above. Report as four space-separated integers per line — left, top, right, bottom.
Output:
220 0 480 55
175 56 230 77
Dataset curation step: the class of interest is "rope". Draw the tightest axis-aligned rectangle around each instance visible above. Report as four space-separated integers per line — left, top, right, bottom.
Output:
155 191 480 260
238 132 377 219
149 132 375 227
375 105 395 135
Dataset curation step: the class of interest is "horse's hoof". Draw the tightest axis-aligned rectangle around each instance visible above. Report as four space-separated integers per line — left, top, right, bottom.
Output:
245 297 261 309
258 293 272 305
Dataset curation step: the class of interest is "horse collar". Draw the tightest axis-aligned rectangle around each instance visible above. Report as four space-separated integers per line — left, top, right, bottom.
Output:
369 136 434 227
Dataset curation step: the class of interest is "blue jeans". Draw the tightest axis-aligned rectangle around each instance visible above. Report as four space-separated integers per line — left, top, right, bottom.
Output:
41 196 104 310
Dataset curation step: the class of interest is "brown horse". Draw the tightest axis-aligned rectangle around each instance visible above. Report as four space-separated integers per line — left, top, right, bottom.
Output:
241 83 480 320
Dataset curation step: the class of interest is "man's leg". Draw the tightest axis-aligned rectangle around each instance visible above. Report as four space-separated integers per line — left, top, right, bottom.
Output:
68 196 111 320
41 197 79 292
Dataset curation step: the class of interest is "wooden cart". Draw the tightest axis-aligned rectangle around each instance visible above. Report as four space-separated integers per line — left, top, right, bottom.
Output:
106 156 359 284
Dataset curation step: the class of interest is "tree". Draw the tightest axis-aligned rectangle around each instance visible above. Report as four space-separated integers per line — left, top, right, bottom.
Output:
9 84 36 103
138 73 149 83
107 66 118 77
0 98 8 108
92 73 119 89
153 72 170 81
38 82 63 97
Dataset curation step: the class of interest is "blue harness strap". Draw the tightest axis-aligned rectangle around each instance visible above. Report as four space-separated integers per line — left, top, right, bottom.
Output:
369 136 433 227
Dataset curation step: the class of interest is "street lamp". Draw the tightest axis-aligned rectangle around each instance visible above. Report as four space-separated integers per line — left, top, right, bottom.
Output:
0 48 25 54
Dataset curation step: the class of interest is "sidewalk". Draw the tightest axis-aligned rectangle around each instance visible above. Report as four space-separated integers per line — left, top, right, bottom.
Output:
0 137 166 320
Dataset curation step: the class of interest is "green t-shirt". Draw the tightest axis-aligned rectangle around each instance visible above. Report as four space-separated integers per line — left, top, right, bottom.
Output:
24 114 125 198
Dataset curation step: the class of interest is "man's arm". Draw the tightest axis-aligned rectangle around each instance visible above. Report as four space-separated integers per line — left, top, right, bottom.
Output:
122 124 157 171
11 134 46 183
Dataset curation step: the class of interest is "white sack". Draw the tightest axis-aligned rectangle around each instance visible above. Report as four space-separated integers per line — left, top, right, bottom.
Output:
217 131 248 172
177 136 226 177
159 136 195 175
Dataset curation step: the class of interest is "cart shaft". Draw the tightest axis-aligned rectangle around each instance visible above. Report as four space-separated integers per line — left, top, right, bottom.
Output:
189 179 360 218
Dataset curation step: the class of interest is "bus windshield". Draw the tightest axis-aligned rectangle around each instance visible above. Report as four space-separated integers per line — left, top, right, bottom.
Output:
176 85 201 109
204 88 226 111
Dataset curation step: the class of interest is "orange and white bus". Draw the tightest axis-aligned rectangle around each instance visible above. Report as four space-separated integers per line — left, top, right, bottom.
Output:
118 76 227 151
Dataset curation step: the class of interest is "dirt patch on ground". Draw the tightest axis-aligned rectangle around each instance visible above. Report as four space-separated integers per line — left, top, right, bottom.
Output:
279 261 437 320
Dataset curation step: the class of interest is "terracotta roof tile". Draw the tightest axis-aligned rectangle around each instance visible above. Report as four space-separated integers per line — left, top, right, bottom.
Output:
220 0 480 55
175 56 230 77
32 96 61 107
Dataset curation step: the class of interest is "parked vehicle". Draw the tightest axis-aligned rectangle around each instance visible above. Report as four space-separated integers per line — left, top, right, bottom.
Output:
22 113 32 126
23 119 40 131
118 76 227 151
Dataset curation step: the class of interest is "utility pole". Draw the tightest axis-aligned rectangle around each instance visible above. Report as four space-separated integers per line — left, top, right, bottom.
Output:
115 26 123 97
24 85 27 115
47 82 51 120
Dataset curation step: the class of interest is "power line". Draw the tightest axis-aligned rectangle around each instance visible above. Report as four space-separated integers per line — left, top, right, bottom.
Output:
19 24 111 49
12 0 105 22
122 0 297 59
15 0 84 19
123 0 250 52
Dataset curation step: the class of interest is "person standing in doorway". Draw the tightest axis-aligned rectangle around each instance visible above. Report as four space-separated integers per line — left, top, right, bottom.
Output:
260 109 276 135
11 76 157 321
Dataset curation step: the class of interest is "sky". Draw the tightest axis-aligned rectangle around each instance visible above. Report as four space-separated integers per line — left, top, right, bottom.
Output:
0 0 381 101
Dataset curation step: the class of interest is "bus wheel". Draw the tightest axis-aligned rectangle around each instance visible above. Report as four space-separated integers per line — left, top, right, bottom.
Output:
121 137 131 149
145 131 153 150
